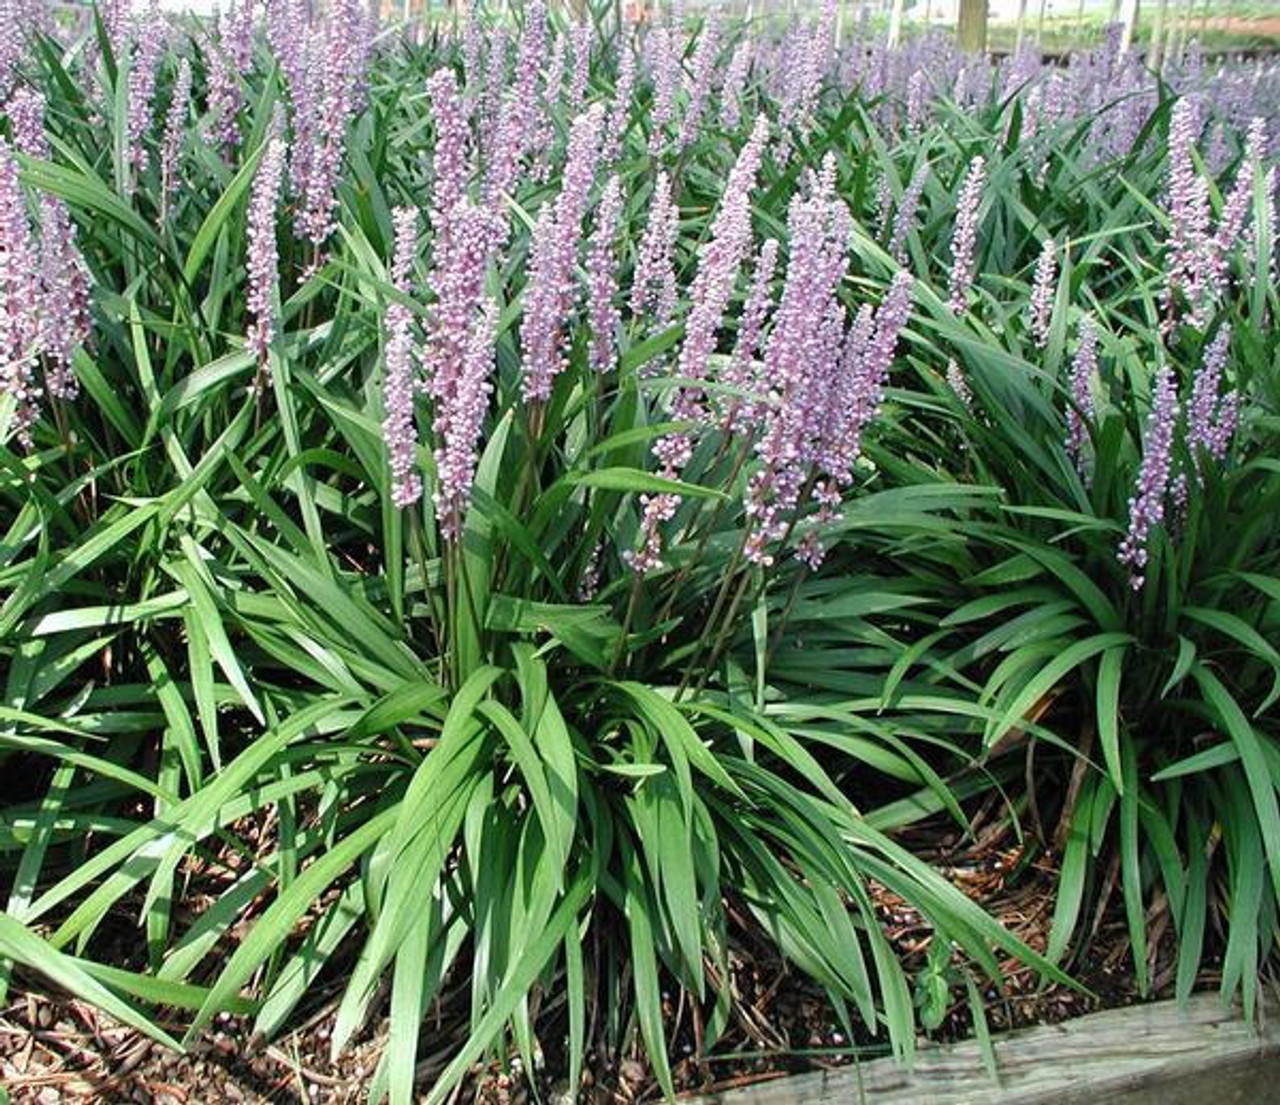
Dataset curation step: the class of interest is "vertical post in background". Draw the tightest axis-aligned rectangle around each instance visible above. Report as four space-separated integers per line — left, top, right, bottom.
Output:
957 0 988 53
1014 0 1030 54
888 0 905 45
1120 0 1140 51
1148 0 1168 68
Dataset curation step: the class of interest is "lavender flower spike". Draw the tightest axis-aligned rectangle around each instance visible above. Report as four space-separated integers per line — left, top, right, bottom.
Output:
630 170 678 326
382 208 422 509
519 104 606 404
126 3 167 182
1164 97 1212 325
6 88 48 158
602 40 635 164
426 68 470 237
1187 326 1237 471
1117 364 1179 590
1065 314 1098 478
1030 237 1057 348
0 136 43 446
245 136 288 373
948 155 986 315
9 90 91 401
678 14 719 151
160 58 193 217
435 298 496 541
888 163 927 264
670 113 770 428
586 175 624 374
722 237 780 429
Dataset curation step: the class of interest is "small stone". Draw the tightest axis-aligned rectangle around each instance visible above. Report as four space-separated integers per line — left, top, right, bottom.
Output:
619 1058 645 1083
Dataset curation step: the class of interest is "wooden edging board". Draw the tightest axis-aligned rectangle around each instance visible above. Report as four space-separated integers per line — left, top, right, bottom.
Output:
699 993 1280 1104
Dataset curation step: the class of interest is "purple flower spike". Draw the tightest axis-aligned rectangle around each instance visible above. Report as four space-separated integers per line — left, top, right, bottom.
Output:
722 237 780 429
519 103 605 405
744 158 852 567
126 3 167 182
1065 314 1098 479
948 155 986 315
160 58 193 214
1164 97 1213 326
1030 238 1057 348
679 14 719 151
603 40 635 164
888 164 927 264
435 297 496 541
6 88 48 158
568 20 592 117
1187 326 1237 472
245 136 287 372
383 207 422 509
720 41 751 130
0 136 43 445
647 27 679 155
208 0 254 161
586 175 624 374
630 170 679 327
1118 364 1179 591
424 200 505 448
295 0 371 250
427 68 470 238
671 113 769 427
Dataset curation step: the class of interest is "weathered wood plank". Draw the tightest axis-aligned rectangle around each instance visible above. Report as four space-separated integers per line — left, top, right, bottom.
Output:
702 995 1280 1104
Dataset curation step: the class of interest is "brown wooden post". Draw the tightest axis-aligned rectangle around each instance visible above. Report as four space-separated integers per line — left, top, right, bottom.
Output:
957 0 989 54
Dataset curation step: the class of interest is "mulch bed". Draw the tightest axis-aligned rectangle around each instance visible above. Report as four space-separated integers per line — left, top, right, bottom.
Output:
0 806 1209 1104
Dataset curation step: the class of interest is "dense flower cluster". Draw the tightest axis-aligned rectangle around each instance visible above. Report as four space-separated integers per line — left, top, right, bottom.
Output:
2 95 91 414
948 156 986 315
520 104 605 404
435 298 496 540
722 237 780 431
1164 97 1214 324
1065 314 1098 479
646 27 679 154
0 135 43 443
669 115 770 433
126 3 167 180
602 41 634 165
485 0 546 203
382 208 423 509
426 69 470 235
1118 364 1180 590
630 172 679 328
888 164 928 263
1186 326 1238 472
208 0 255 160
245 136 288 371
744 156 853 567
160 57 193 213
293 0 371 249
679 15 720 151
586 175 624 375
1030 238 1057 348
